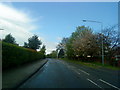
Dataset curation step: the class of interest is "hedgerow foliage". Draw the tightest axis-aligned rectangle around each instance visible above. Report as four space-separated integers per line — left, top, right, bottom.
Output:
2 41 45 69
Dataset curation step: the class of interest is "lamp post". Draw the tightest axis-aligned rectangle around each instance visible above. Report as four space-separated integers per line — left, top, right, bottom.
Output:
82 20 104 65
0 28 4 41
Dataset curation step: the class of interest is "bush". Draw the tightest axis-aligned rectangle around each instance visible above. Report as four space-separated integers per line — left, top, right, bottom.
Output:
2 41 45 70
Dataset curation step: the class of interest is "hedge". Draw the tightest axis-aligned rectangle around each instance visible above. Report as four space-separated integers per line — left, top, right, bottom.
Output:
2 42 45 69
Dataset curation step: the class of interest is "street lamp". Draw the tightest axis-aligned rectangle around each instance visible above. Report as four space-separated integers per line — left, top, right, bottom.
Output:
82 19 104 65
0 28 4 41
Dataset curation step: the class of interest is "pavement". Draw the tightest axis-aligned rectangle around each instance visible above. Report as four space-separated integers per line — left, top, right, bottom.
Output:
2 59 48 89
19 58 120 89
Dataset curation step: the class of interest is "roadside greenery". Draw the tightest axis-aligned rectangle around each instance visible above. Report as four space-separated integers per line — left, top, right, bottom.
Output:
56 25 119 67
59 58 120 70
2 41 45 69
2 33 18 45
23 35 42 50
39 45 46 59
46 50 57 58
2 34 46 70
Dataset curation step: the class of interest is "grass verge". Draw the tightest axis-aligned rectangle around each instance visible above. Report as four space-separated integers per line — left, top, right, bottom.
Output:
59 58 120 70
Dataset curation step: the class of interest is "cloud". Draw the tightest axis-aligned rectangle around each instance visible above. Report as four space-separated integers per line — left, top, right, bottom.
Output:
57 37 62 41
0 3 59 54
0 3 38 45
42 40 58 54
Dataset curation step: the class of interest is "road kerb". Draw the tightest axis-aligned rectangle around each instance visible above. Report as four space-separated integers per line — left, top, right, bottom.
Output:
15 59 48 89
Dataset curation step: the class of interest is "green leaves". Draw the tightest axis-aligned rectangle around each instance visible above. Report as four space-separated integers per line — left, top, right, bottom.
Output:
2 42 45 70
3 33 17 45
28 35 42 50
57 25 119 65
57 26 101 60
47 50 57 58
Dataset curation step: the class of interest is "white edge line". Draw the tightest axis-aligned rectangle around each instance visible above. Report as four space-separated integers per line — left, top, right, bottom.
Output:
99 79 120 90
87 78 102 88
79 69 90 75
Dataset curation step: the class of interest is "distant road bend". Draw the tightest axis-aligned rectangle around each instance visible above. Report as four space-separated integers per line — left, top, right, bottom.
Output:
19 58 120 89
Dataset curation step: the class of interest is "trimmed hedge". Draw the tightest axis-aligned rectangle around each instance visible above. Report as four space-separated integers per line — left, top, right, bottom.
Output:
2 42 45 69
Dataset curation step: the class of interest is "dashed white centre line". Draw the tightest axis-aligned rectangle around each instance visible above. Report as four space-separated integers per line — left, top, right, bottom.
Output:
74 70 80 75
87 78 102 88
77 72 80 74
99 79 120 90
78 69 90 75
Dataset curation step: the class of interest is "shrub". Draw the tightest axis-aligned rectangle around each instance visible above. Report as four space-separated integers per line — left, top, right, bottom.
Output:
2 41 45 70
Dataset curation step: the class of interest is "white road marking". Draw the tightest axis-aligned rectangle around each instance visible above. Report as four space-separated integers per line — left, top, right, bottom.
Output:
74 70 80 75
77 72 80 74
67 65 76 69
78 69 90 75
87 78 102 88
99 79 120 90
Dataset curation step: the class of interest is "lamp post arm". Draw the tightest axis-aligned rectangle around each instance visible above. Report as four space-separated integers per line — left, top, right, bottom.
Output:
83 20 102 23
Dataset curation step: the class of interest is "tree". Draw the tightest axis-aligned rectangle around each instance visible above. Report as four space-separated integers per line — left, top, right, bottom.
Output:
95 25 118 57
51 50 57 58
65 26 97 59
56 37 68 57
56 25 119 65
56 38 68 50
47 50 57 58
3 34 17 45
39 45 46 58
40 45 46 55
28 35 42 50
23 42 29 48
102 25 118 49
100 25 119 64
58 49 64 58
72 26 99 59
58 26 100 60
65 37 75 59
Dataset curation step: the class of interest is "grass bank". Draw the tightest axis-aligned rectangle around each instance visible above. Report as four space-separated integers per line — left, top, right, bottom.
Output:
59 58 120 70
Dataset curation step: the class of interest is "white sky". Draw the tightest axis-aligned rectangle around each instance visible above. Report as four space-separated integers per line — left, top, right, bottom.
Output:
0 3 36 45
0 3 60 54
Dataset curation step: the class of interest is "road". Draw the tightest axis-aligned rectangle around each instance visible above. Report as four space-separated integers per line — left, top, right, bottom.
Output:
19 59 120 89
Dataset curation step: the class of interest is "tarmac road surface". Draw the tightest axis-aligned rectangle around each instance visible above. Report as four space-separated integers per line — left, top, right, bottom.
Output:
19 58 120 89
